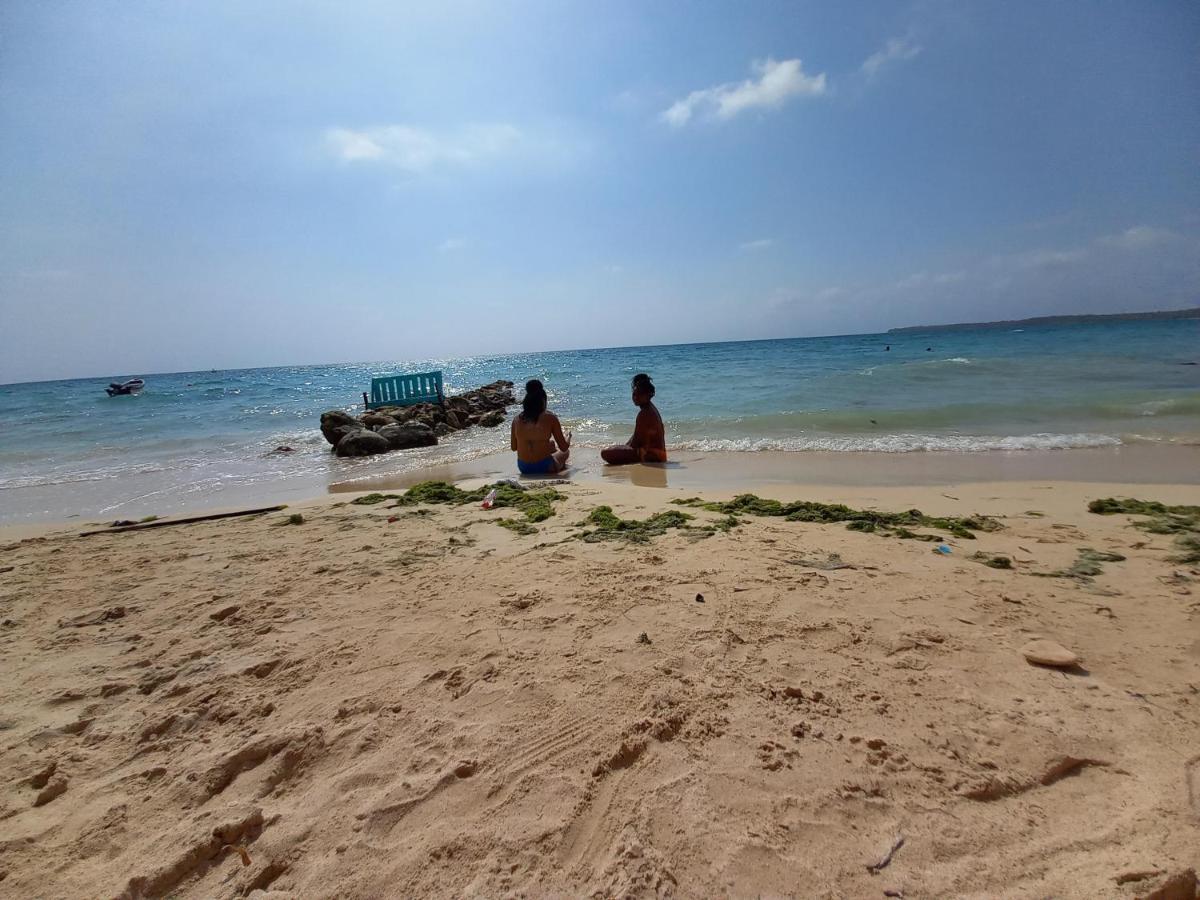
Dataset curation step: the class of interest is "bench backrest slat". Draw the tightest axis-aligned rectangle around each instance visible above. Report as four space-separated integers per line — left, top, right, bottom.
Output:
367 371 444 409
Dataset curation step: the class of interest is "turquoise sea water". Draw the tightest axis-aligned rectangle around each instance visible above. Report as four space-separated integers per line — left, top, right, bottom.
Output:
1 319 1197 522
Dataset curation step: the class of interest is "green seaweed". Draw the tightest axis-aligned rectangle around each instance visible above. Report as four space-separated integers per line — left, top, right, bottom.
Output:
1087 497 1200 534
275 513 305 526
139 515 159 524
495 518 538 535
672 494 999 540
577 506 741 542
970 552 1013 569
351 493 400 505
391 481 565 524
1169 535 1200 564
579 506 695 542
1087 497 1200 562
1036 547 1126 580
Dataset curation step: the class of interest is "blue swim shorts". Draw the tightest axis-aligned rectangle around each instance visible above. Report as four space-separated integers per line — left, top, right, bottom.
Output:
517 456 556 475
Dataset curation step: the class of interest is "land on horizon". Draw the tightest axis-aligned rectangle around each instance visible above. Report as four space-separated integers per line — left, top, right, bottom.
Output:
888 306 1199 335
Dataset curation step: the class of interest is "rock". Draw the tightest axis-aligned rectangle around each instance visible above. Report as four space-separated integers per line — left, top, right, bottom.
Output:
1136 869 1197 900
1021 639 1080 668
29 761 56 789
361 412 397 430
33 775 68 807
335 429 391 458
320 380 513 452
376 422 437 450
320 410 360 446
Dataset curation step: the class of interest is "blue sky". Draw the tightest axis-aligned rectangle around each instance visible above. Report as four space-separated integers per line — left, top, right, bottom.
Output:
1 1 1198 382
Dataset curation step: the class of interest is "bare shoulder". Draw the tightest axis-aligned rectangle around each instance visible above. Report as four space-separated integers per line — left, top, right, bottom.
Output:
637 404 663 424
543 411 561 426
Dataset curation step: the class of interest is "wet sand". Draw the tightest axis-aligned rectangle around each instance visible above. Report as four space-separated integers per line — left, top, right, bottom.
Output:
335 442 1200 494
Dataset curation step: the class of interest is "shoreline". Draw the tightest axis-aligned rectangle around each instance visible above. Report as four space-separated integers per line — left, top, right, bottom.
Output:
2 442 1198 530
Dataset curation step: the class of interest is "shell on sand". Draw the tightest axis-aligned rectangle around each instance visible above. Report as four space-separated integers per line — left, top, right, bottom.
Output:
1022 639 1080 668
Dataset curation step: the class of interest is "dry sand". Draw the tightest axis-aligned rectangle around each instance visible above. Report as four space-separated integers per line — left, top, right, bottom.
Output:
1 476 1198 899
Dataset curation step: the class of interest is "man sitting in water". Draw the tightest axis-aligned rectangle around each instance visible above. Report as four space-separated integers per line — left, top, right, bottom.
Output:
510 379 571 475
601 373 667 464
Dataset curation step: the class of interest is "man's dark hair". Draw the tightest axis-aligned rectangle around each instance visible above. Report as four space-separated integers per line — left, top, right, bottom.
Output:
631 373 655 399
521 379 547 423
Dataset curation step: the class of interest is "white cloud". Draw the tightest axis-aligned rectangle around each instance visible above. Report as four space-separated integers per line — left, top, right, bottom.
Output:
661 58 827 128
326 123 522 173
1098 225 1178 250
861 35 923 79
893 271 928 289
893 270 965 290
438 238 466 253
739 238 774 251
1006 247 1089 270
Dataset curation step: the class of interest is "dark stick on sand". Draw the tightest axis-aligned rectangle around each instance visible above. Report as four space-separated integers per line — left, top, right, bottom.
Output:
78 505 287 536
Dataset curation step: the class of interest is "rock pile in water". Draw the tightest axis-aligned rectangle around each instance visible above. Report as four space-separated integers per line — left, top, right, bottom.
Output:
320 380 515 457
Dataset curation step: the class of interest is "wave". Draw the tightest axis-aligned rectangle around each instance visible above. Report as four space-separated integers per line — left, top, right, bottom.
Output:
667 433 1125 453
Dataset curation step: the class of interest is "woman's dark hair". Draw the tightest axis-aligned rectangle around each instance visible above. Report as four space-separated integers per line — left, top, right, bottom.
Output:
521 379 547 423
631 373 655 399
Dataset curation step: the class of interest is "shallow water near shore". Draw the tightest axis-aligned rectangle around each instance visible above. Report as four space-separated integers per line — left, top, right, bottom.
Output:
1 318 1197 523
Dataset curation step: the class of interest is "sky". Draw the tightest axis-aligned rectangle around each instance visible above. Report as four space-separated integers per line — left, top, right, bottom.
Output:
1 1 1198 383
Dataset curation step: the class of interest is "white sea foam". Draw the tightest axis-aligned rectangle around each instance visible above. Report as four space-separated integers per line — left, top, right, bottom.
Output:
667 433 1123 453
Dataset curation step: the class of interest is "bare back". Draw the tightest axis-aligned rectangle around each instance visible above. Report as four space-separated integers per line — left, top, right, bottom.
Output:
511 412 564 463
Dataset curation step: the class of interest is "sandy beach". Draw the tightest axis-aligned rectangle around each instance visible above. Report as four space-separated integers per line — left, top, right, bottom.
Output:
1 468 1198 899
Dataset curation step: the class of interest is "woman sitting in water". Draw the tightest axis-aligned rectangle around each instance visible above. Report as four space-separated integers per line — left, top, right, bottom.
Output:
601 373 667 464
510 379 571 475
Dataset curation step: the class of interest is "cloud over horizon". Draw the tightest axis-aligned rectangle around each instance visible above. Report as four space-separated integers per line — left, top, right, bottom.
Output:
661 58 827 127
861 35 923 79
325 123 523 173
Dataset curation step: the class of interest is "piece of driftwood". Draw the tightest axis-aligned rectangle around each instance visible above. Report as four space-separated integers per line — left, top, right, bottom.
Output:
79 505 286 536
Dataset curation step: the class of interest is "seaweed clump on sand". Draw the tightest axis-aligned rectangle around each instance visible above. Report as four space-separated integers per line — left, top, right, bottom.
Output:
970 552 1014 569
577 506 738 543
1088 497 1200 563
495 518 538 535
351 493 400 505
672 495 1000 541
394 481 565 526
1035 547 1126 582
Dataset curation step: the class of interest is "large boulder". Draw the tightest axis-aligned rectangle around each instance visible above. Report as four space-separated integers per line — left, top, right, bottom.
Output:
335 429 391 457
361 412 398 430
377 422 437 450
478 409 506 428
434 422 455 438
321 410 361 446
444 409 464 430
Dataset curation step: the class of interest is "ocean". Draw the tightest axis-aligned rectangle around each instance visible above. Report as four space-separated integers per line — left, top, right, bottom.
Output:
1 318 1197 524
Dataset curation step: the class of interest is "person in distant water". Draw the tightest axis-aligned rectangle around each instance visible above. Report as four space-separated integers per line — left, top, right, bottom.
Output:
511 379 571 475
601 373 667 465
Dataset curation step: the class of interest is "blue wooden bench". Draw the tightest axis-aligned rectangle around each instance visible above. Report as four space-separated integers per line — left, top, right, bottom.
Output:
364 371 444 409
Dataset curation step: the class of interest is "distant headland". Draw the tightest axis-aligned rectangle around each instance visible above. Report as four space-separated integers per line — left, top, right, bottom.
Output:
888 307 1199 334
